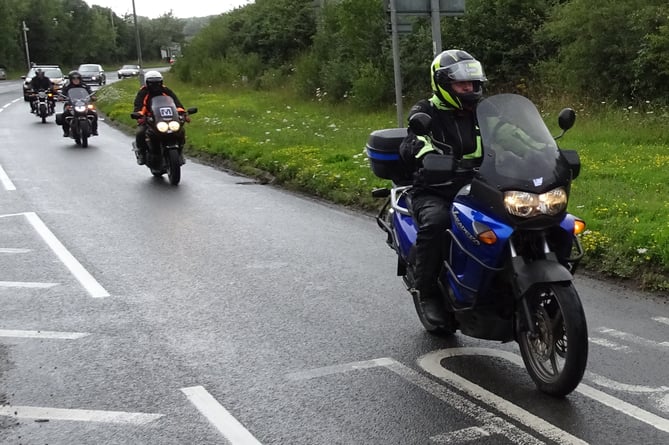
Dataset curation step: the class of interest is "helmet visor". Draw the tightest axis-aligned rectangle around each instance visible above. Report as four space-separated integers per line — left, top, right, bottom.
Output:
436 60 486 85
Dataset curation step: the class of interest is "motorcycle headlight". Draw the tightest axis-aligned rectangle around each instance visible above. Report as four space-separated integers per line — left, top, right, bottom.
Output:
168 121 181 132
504 187 568 218
74 105 86 113
156 121 169 133
87 104 95 111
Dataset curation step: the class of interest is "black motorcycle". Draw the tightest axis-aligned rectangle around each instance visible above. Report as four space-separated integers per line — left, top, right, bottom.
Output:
56 87 97 148
131 96 197 185
33 89 55 123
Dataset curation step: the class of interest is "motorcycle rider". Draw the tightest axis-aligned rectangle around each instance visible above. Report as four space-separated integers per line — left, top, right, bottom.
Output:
132 70 188 165
60 70 98 137
29 68 54 114
399 49 487 325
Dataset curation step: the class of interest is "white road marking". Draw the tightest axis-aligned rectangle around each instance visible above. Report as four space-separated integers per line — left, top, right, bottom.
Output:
0 248 31 253
417 352 587 445
597 326 669 350
430 426 491 444
286 357 395 380
589 337 632 352
21 212 110 298
181 386 262 445
653 317 669 327
0 164 16 190
586 373 669 394
0 281 58 288
0 405 163 425
420 347 669 435
0 329 89 339
288 358 560 445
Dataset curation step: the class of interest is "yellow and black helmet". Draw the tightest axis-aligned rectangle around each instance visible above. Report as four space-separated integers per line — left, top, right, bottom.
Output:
431 49 487 109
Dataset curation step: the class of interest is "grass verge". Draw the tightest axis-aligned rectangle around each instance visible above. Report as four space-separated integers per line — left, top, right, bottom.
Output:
96 76 669 294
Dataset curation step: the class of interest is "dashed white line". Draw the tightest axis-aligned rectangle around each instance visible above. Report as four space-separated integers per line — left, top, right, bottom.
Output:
431 426 491 444
0 164 16 190
0 405 163 425
181 386 262 445
597 326 669 350
0 248 31 253
0 329 89 339
589 336 632 352
653 316 669 327
0 281 58 289
22 212 109 298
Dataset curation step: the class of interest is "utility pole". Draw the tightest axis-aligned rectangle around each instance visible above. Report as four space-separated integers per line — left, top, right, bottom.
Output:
22 21 31 70
389 0 403 127
131 0 144 85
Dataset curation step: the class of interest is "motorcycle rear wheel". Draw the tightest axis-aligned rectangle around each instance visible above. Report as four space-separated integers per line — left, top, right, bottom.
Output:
517 282 588 397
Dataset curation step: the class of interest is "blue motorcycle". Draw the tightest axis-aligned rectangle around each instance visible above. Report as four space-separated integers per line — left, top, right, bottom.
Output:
368 93 588 397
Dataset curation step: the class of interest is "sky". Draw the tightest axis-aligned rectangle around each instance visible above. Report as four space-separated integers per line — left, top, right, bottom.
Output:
84 0 253 19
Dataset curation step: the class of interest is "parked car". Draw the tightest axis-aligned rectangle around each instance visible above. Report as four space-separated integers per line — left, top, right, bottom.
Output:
117 64 141 79
22 65 65 101
78 64 106 86
0 68 6 80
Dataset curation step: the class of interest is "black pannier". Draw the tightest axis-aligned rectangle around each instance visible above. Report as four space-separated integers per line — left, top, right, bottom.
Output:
366 128 412 184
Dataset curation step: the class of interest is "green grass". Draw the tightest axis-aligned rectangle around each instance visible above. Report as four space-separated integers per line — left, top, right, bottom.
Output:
96 77 669 292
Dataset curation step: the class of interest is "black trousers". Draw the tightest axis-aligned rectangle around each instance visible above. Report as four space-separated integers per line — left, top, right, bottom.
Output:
410 190 453 292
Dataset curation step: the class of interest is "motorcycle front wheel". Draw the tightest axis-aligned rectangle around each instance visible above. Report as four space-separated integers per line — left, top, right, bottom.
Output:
517 282 588 397
79 120 90 148
166 149 181 185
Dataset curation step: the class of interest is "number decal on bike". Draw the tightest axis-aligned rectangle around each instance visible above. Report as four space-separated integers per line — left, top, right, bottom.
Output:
159 107 174 118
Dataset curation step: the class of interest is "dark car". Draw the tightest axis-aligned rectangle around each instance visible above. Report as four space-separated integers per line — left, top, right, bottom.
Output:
117 64 141 79
78 64 106 86
22 65 65 101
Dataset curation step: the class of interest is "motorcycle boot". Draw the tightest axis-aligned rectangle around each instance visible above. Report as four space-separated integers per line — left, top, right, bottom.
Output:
132 142 146 165
415 286 448 325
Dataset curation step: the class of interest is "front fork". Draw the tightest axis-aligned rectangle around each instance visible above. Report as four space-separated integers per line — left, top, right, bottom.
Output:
509 233 573 336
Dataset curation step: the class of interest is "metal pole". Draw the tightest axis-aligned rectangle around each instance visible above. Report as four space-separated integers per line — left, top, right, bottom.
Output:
431 0 442 56
131 0 144 85
389 0 403 127
22 21 31 70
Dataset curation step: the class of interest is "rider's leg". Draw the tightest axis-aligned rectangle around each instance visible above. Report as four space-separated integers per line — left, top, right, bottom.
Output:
411 192 452 324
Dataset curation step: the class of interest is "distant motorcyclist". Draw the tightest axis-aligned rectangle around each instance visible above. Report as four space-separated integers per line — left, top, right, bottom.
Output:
60 70 98 137
132 70 187 165
29 68 54 113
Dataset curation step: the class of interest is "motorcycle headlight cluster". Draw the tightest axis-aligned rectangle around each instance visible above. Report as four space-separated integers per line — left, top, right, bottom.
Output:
74 105 86 113
504 187 568 218
156 121 181 133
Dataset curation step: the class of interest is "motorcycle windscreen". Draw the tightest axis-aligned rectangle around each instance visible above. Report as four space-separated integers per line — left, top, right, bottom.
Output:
149 95 178 122
67 87 90 101
476 94 571 193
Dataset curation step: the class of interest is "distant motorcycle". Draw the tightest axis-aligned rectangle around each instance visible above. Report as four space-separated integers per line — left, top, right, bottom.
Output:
131 96 197 185
56 87 97 148
33 89 55 123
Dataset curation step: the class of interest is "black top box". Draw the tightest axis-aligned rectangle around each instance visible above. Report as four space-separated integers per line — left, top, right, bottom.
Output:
366 128 412 183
